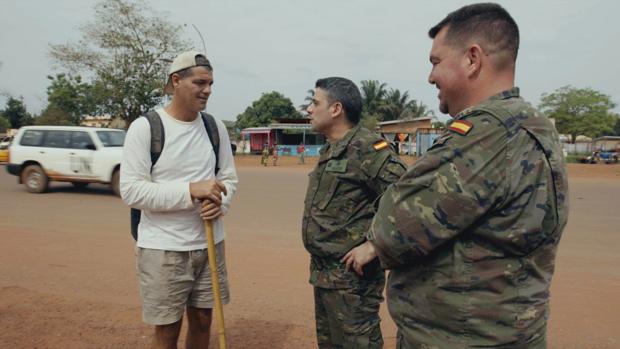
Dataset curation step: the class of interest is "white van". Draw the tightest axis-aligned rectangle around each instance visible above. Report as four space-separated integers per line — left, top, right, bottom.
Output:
5 125 125 195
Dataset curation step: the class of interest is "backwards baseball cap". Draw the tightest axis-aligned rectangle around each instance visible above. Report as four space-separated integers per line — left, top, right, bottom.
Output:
163 50 212 95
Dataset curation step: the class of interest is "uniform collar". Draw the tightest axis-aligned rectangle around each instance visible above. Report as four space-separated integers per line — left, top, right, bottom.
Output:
456 87 520 118
489 87 520 101
319 125 361 160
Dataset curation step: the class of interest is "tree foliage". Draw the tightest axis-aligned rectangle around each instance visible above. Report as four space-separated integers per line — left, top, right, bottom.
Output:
35 106 74 126
298 89 314 116
359 80 434 122
539 86 618 142
45 74 94 125
0 97 32 128
235 91 302 130
49 0 190 124
431 121 446 129
380 89 411 121
360 80 387 117
0 116 10 133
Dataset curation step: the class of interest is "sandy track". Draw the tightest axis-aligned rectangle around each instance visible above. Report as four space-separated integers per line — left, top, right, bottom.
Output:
0 159 618 348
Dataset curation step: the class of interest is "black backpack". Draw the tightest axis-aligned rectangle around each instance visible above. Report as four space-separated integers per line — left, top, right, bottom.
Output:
130 110 220 241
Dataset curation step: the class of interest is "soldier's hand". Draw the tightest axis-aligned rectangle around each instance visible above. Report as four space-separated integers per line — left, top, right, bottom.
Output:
190 179 227 203
341 241 378 276
200 200 223 221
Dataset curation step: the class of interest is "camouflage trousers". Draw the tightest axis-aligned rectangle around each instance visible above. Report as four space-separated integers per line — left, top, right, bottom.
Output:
313 282 384 349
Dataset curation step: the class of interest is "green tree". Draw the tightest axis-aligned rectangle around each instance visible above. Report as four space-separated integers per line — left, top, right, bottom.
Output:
1 97 32 128
0 116 10 133
299 89 314 115
360 80 387 118
539 86 617 142
46 74 94 125
431 120 446 129
222 120 239 141
49 0 190 124
403 100 435 119
380 89 411 121
35 106 73 126
235 91 302 130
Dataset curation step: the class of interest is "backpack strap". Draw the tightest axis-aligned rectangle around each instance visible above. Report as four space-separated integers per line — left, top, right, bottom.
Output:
201 112 220 175
131 110 164 241
143 110 165 172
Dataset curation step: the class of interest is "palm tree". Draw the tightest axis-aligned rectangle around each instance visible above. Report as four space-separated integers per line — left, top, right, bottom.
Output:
298 89 314 116
403 100 435 119
360 80 387 117
380 88 412 121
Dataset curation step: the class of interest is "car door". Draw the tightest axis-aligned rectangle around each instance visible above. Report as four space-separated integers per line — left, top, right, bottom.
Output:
40 130 73 179
68 131 97 179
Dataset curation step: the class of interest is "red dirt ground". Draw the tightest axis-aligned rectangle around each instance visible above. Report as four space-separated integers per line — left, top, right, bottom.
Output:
0 158 618 348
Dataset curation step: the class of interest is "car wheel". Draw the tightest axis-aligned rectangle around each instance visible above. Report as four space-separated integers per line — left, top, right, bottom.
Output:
111 170 120 197
72 182 89 189
21 164 49 193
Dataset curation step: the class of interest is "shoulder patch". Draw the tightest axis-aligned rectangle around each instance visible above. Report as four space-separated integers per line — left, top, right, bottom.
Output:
448 120 473 135
372 140 389 151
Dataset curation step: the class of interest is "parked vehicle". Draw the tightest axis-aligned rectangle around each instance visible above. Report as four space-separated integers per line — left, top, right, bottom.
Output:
0 147 8 163
5 126 125 195
598 150 619 164
0 135 13 148
0 136 14 163
579 149 619 164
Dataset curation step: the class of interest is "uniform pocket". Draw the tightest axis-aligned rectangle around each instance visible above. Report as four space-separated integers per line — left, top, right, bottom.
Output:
317 179 340 210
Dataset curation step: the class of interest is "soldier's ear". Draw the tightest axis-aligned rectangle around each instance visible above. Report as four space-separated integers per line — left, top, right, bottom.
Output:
330 101 344 118
466 44 483 77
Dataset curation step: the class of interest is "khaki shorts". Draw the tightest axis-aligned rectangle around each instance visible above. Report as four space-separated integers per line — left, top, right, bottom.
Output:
136 241 230 325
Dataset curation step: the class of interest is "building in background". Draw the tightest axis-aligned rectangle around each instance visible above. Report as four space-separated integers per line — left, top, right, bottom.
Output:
241 118 325 156
376 117 441 156
80 115 126 129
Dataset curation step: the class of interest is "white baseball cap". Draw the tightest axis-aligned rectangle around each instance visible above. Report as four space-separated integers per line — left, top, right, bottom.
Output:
163 51 212 95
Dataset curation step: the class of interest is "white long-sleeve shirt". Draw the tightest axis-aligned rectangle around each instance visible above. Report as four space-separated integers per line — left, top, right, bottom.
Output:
120 108 238 251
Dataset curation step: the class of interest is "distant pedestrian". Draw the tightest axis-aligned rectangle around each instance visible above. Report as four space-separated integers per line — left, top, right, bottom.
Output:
261 143 269 166
297 143 305 164
272 143 279 166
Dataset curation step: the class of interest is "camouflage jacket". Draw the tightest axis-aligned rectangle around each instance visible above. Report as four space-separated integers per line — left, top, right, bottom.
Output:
368 88 569 348
302 125 406 289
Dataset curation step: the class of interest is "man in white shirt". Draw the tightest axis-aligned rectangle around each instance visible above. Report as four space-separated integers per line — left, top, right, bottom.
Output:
121 51 238 349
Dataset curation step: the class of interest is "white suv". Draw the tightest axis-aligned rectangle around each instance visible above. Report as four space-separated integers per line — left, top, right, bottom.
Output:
6 125 125 195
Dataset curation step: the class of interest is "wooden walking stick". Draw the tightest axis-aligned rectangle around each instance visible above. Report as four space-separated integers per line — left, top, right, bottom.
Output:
204 220 227 349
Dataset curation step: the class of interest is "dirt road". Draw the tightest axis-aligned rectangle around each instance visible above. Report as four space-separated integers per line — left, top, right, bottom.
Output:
0 159 618 348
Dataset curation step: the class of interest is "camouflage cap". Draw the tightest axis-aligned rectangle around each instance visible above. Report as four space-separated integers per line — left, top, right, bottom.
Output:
163 50 212 95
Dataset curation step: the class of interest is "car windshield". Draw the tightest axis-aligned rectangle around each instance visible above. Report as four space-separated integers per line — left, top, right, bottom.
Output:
96 130 126 147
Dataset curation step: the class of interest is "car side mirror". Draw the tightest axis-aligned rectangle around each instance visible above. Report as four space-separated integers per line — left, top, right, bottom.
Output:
86 144 97 151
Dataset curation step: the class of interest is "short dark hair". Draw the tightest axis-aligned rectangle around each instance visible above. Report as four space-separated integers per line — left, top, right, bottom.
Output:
429 3 519 69
315 77 362 125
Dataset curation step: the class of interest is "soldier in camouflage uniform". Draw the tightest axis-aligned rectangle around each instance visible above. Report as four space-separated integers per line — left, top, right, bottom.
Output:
343 4 569 348
302 77 407 348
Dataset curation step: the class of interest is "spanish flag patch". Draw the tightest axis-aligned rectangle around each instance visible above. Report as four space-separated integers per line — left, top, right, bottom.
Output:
372 140 389 151
448 120 473 135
